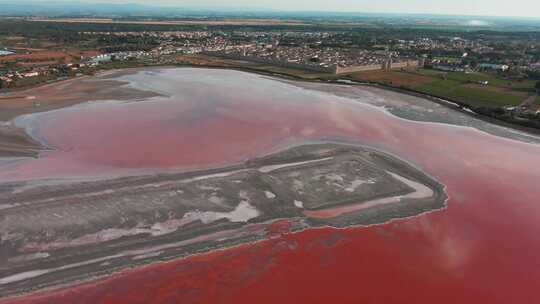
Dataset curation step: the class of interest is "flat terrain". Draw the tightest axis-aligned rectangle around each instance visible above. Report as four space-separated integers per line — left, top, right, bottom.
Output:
0 67 540 304
0 126 39 158
349 70 434 87
0 50 99 64
176 54 337 80
0 71 159 157
0 144 446 297
176 56 537 110
349 69 536 108
0 74 157 121
29 18 310 26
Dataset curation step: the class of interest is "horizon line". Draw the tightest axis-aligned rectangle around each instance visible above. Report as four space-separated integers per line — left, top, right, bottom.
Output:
1 1 540 20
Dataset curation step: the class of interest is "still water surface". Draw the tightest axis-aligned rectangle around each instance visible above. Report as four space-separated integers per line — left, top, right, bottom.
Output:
2 68 540 304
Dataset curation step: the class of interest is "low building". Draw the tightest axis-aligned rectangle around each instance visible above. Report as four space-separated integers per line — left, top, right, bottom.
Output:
478 63 509 71
90 54 112 64
21 71 39 78
433 65 466 72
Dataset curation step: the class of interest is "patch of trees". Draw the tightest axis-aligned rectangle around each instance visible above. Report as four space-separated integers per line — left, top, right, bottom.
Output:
527 71 540 80
475 106 540 130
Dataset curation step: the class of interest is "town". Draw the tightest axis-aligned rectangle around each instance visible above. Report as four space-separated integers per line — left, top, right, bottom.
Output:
1 3 540 304
1 18 540 129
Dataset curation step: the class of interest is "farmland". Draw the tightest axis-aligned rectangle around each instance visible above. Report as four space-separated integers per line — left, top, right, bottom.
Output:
349 69 536 108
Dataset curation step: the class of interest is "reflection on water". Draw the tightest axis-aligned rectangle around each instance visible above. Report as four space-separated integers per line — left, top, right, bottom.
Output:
2 68 540 304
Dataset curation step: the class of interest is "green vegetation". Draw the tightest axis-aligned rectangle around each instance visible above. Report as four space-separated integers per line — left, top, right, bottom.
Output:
415 69 517 87
247 65 333 79
11 74 58 88
346 68 534 108
446 73 508 87
393 69 535 108
415 79 524 107
349 68 534 108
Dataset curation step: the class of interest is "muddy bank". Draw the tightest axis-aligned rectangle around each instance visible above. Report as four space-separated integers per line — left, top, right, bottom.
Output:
0 125 40 158
4 67 540 184
0 70 161 157
2 66 539 159
0 144 446 297
1 67 540 304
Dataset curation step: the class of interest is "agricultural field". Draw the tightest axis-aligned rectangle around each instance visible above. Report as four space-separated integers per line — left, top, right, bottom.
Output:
349 68 536 108
0 49 100 63
415 79 526 107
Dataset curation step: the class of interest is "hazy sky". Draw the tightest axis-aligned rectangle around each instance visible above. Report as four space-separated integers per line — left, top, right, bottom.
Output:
76 0 540 18
14 0 539 18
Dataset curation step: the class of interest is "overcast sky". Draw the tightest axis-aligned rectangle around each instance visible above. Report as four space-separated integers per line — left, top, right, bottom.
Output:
24 0 540 18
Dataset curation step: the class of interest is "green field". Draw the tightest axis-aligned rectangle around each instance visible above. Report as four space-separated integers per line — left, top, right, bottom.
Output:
397 69 534 108
415 79 524 107
414 69 535 89
183 54 534 109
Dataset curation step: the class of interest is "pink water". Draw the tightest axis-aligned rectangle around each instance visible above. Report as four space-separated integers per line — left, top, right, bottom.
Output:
2 68 540 303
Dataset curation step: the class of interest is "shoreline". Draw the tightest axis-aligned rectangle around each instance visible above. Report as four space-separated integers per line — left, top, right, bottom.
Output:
1 65 539 304
0 67 159 157
1 64 539 160
0 142 446 298
177 63 540 136
4 62 540 133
